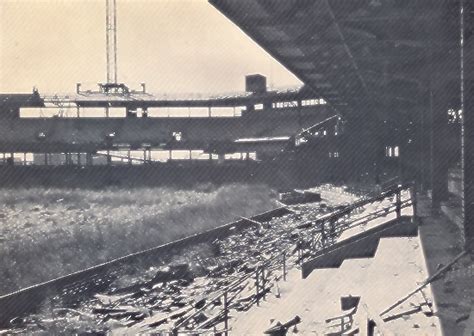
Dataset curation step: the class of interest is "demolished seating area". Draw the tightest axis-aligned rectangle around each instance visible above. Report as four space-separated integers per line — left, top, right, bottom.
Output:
1 184 424 335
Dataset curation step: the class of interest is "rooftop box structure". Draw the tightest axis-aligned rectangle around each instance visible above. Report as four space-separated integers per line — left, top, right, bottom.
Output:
245 74 267 94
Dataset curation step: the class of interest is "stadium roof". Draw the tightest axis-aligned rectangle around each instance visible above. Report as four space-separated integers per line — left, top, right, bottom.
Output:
210 0 464 116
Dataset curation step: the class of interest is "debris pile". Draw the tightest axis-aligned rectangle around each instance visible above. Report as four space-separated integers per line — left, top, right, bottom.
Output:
4 185 409 335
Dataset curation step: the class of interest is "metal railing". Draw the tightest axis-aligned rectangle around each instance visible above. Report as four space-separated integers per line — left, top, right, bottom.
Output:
168 183 415 335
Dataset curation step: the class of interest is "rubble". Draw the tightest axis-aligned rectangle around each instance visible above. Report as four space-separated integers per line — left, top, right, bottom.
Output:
264 315 301 336
278 190 321 205
7 185 399 334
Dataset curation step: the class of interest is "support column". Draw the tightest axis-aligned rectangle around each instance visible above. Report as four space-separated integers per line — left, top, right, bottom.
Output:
462 0 474 252
464 79 474 252
428 2 457 209
218 153 225 164
68 153 73 165
430 86 450 209
420 97 432 193
86 153 93 166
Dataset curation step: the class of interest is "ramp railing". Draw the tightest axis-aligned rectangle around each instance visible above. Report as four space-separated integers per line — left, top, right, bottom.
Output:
170 184 415 335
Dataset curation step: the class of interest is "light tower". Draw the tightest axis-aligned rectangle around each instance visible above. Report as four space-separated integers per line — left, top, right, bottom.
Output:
106 0 118 85
76 0 144 96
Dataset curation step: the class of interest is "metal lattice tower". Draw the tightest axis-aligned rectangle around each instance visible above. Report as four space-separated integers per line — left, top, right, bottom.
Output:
106 0 118 84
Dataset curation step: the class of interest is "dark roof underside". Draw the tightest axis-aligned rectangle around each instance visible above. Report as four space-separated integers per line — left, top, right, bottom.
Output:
210 0 468 117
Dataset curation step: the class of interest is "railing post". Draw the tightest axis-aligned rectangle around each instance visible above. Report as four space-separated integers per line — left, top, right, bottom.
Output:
410 184 418 224
255 267 260 306
395 189 402 218
224 289 229 336
283 251 287 281
321 221 326 247
329 218 336 241
261 267 266 300
297 240 302 265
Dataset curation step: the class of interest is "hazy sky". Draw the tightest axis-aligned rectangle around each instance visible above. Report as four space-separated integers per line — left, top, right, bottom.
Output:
0 0 301 94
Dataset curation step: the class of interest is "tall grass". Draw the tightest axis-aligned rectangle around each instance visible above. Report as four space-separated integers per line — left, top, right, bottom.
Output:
0 183 277 295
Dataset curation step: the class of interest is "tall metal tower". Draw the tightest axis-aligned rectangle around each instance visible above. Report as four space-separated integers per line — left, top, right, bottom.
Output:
106 0 118 84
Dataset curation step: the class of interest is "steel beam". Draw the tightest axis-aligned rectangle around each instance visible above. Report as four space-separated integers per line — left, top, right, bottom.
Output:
325 0 369 98
462 0 474 252
463 78 474 252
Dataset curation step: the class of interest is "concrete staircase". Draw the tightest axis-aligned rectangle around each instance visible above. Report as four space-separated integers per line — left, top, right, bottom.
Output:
302 216 418 278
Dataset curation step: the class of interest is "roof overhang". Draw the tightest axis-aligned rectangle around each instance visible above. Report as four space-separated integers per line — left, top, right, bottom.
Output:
210 0 462 117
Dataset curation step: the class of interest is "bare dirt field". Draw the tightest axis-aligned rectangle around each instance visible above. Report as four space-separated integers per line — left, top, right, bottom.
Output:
0 183 277 295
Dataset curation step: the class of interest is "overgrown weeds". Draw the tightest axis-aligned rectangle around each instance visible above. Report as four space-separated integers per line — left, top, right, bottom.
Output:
0 183 277 295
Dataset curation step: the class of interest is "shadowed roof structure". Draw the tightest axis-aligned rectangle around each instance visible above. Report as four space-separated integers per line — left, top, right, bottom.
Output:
209 0 466 116
210 0 474 253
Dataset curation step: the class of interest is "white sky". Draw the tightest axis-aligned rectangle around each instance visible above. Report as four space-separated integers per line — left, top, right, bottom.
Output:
0 0 301 94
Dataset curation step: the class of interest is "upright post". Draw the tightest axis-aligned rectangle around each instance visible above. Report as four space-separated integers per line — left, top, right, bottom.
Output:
86 153 93 166
461 0 474 253
329 218 336 241
297 241 302 265
224 290 229 336
255 267 260 306
283 251 287 281
395 189 401 218
430 83 450 209
410 184 418 224
429 3 456 209
419 97 431 193
321 221 326 247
